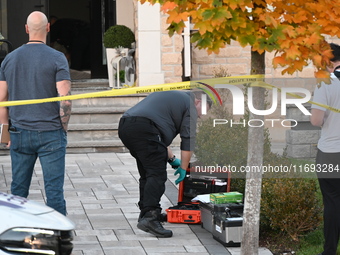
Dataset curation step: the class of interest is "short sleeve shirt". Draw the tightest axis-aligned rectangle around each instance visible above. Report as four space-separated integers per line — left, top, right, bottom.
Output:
0 43 70 130
311 72 340 152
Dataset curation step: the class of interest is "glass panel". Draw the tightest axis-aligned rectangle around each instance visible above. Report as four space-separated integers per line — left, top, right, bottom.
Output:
0 0 8 38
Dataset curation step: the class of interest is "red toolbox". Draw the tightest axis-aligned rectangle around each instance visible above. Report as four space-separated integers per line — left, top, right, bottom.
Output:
166 167 231 224
166 202 201 224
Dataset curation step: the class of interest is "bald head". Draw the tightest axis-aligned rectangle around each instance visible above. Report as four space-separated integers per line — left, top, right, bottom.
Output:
26 11 49 40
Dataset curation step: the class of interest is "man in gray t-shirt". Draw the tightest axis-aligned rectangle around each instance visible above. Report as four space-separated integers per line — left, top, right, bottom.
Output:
118 90 210 238
0 11 72 215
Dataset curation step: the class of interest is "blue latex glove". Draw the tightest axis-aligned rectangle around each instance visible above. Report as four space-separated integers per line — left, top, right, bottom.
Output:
169 158 181 169
174 167 186 185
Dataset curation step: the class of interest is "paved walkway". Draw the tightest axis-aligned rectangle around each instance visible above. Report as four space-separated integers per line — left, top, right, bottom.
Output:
0 146 275 255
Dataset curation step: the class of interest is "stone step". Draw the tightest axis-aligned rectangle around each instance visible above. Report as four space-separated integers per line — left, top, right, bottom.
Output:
68 123 118 131
71 106 128 115
0 146 9 155
70 111 123 125
0 136 126 155
64 88 147 152
71 79 110 89
67 124 119 142
66 138 127 153
71 95 146 108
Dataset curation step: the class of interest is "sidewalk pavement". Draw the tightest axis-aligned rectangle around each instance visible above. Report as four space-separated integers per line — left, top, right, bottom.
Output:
0 146 275 255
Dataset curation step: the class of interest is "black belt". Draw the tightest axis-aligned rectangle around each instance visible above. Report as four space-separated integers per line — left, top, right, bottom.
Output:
121 116 156 125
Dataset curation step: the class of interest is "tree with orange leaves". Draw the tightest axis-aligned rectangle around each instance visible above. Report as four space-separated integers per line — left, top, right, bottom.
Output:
139 0 340 254
141 0 339 77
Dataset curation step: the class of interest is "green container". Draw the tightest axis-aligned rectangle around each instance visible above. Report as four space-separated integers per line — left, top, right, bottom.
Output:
210 192 243 204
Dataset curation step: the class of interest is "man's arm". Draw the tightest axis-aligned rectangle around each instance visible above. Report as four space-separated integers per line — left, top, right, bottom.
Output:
180 150 192 170
167 147 175 159
310 108 325 127
57 80 72 131
0 80 9 124
168 146 192 169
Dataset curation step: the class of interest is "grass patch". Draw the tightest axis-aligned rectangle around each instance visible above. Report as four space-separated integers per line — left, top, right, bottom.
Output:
297 227 324 255
288 158 319 179
259 226 325 254
259 230 300 254
297 226 340 255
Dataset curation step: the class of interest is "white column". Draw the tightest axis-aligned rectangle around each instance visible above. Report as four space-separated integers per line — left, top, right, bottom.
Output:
183 20 191 78
136 1 164 86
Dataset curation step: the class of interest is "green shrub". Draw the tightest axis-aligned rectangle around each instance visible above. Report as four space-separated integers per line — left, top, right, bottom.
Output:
261 178 322 241
195 114 248 189
119 70 125 83
103 25 135 48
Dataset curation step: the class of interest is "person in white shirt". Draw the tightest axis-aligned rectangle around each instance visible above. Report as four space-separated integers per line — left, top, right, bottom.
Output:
310 42 340 255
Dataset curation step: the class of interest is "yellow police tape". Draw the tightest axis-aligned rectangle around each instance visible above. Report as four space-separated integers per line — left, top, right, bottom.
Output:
0 74 339 113
252 81 340 113
0 75 264 107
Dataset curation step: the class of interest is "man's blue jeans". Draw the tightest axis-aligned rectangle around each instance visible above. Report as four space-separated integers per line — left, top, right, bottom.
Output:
9 127 67 215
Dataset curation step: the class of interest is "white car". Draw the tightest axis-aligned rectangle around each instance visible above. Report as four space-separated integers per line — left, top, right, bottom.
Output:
0 192 75 255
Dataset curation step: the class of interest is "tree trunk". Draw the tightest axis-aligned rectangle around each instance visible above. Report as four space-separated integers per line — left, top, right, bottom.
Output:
241 50 266 255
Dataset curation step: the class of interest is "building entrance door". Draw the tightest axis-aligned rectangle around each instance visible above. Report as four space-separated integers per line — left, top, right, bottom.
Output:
6 0 116 79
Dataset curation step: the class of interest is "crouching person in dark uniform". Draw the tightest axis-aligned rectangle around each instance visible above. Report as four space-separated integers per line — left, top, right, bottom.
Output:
118 90 211 238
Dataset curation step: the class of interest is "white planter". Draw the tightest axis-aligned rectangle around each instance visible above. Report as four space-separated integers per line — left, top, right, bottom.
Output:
106 48 129 88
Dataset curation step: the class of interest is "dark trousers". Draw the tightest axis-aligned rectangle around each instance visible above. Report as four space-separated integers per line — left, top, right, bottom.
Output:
316 149 340 255
118 117 168 216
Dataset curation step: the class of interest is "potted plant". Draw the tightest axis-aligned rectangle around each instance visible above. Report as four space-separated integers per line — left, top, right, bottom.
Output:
103 25 135 87
103 25 135 49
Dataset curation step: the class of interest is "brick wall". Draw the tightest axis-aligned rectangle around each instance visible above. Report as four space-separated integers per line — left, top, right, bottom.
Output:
150 8 340 87
191 37 340 80
160 15 184 84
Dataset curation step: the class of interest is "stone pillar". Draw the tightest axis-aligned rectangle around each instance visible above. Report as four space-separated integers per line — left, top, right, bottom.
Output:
136 1 164 86
286 104 320 159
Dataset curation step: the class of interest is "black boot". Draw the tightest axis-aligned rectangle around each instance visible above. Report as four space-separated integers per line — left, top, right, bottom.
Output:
138 211 167 222
137 210 173 238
